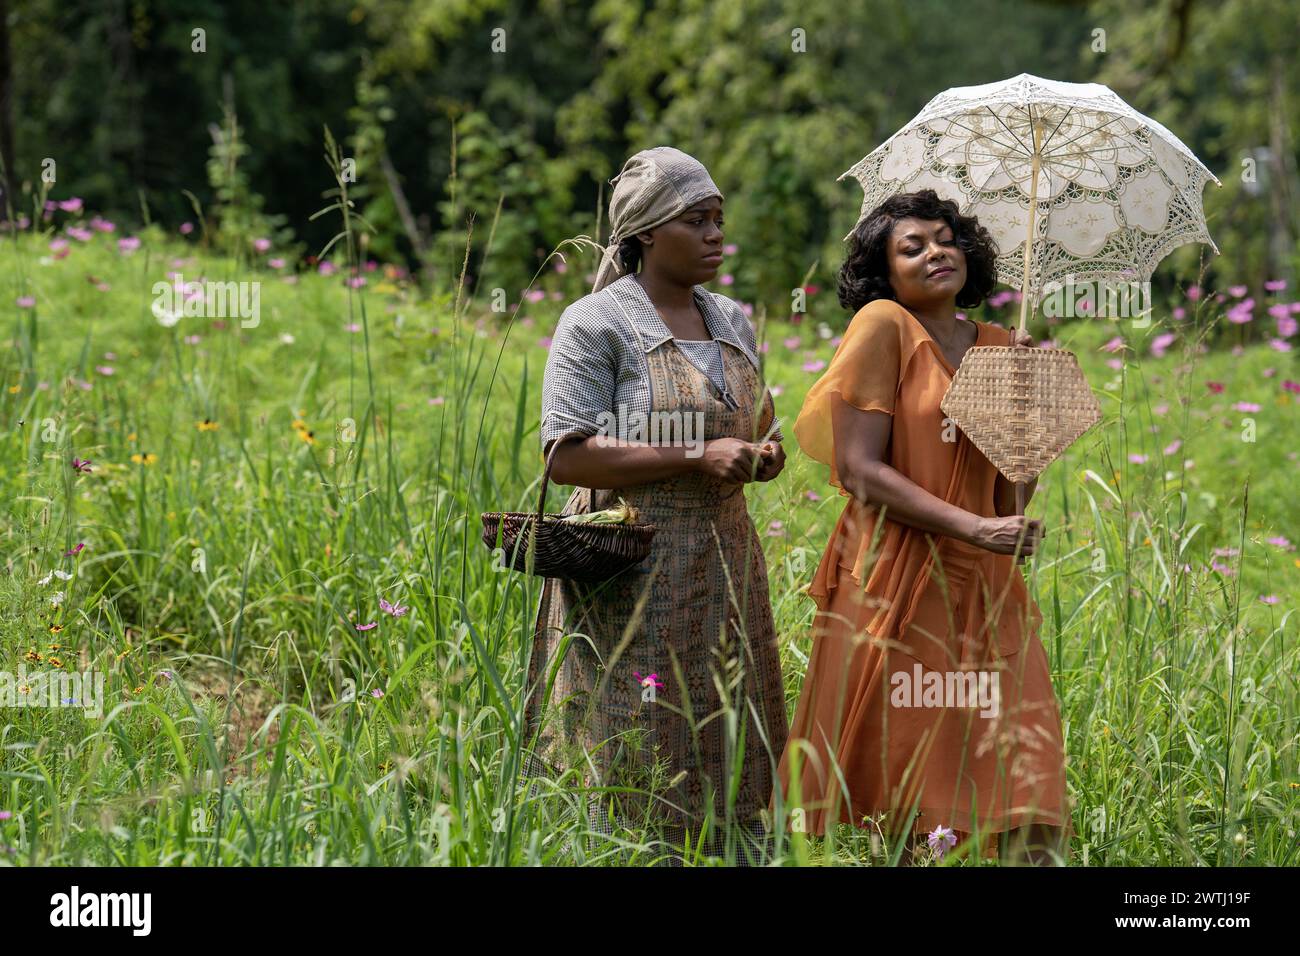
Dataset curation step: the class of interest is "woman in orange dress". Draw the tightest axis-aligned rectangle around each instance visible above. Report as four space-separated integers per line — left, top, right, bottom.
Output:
774 189 1072 864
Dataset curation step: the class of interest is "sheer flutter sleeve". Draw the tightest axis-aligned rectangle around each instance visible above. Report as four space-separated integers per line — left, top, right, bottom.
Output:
793 302 902 483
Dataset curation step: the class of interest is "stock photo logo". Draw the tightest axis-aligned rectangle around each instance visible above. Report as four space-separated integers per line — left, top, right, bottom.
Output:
0 665 106 719
889 663 1001 719
49 887 151 936
592 405 708 456
151 276 261 328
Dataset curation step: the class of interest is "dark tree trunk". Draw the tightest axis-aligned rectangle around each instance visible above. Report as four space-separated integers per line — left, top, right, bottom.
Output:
0 0 17 220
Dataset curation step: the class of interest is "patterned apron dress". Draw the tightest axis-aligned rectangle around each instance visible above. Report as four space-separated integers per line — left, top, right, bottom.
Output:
523 316 790 837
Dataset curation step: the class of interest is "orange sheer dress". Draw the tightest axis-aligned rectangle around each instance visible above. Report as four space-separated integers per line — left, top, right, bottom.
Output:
774 299 1071 860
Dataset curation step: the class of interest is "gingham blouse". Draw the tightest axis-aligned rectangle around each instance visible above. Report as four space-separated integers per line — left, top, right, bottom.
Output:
674 339 727 396
540 273 783 453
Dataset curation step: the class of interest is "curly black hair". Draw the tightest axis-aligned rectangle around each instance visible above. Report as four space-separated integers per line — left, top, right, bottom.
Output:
837 188 999 312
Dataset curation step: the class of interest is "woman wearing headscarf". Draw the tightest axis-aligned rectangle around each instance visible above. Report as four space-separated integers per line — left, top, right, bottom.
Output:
523 146 790 864
773 189 1071 865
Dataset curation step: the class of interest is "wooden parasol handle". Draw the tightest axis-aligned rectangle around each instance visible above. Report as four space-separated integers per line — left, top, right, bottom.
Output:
1010 111 1046 520
1017 112 1045 335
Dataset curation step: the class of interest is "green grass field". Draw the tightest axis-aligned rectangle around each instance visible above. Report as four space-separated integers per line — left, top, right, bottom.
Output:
2 219 1297 866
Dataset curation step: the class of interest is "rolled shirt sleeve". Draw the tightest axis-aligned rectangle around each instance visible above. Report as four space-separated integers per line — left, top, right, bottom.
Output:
540 306 617 455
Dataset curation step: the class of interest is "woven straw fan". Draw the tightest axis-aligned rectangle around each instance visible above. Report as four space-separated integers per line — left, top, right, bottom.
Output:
939 344 1100 514
839 73 1220 515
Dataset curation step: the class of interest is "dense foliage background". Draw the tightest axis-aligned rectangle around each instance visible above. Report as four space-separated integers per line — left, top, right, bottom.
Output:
3 0 1296 306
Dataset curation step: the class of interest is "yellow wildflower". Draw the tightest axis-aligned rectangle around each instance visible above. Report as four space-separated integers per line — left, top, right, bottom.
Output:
130 452 158 465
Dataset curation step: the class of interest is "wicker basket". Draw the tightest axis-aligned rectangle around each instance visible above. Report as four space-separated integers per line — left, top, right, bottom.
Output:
481 435 657 583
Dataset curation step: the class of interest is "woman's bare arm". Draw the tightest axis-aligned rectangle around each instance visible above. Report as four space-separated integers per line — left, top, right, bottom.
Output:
547 434 765 488
831 397 983 544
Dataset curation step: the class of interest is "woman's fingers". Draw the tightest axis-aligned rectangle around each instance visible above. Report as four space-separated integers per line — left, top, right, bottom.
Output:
990 516 1042 559
1013 518 1043 560
713 441 781 482
735 445 762 481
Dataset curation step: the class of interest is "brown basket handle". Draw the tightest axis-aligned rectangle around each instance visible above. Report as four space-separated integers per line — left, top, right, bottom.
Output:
537 431 586 521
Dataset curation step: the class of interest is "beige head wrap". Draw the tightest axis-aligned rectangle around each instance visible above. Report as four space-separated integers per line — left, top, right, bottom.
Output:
590 146 724 294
